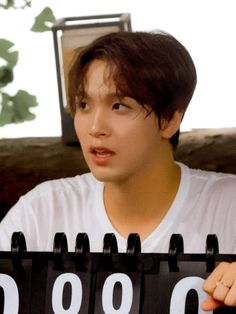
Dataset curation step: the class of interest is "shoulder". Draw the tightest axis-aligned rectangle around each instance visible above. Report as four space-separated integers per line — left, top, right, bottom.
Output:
180 162 236 200
19 172 103 206
189 166 235 188
27 172 98 194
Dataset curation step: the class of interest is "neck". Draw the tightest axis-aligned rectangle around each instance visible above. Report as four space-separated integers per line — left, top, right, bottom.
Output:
103 158 181 240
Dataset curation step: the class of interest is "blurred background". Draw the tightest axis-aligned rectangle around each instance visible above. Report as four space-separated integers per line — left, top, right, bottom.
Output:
0 0 236 139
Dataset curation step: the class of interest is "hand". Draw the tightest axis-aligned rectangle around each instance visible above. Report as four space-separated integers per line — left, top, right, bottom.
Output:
202 262 236 311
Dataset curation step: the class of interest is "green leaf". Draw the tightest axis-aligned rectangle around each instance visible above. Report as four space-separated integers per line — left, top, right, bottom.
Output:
0 93 14 126
0 66 13 88
11 89 38 122
0 90 38 126
0 0 14 9
0 39 18 68
0 0 32 9
31 7 56 32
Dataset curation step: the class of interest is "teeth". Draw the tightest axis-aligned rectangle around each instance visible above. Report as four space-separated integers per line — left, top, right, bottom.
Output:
91 148 113 156
96 151 110 156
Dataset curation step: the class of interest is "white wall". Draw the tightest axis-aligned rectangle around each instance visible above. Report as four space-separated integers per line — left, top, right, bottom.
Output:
0 0 236 138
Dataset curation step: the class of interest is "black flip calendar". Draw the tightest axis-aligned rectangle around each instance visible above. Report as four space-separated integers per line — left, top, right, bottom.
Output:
0 232 236 313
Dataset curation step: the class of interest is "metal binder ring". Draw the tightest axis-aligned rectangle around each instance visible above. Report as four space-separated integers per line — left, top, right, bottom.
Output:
75 233 90 256
126 233 141 271
102 233 118 271
11 232 27 270
206 234 219 273
53 232 68 270
103 233 118 256
168 233 184 272
127 233 141 257
75 233 90 270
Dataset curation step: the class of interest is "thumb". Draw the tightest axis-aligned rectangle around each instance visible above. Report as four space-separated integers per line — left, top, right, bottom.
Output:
201 297 223 311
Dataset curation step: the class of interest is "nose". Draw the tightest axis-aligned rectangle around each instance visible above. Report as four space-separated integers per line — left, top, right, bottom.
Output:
89 109 110 137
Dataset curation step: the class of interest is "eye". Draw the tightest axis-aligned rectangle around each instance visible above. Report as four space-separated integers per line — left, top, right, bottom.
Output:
78 101 89 110
112 102 128 111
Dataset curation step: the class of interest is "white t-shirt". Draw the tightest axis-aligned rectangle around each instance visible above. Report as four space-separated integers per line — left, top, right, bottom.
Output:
0 163 235 254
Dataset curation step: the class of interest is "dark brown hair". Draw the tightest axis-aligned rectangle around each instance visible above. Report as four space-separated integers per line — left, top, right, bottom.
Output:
68 31 197 147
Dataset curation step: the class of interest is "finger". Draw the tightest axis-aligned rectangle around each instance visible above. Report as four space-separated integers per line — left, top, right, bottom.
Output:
201 297 223 311
203 262 231 294
212 263 236 304
213 281 232 303
223 280 236 307
203 262 236 308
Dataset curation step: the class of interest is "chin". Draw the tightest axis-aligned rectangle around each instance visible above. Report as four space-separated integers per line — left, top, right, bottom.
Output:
91 172 115 183
90 168 125 184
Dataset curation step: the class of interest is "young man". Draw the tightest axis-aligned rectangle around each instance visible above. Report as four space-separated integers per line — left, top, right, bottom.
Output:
0 31 236 310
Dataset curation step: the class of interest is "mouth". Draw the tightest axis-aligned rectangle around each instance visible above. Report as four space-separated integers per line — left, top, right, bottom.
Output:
89 146 115 164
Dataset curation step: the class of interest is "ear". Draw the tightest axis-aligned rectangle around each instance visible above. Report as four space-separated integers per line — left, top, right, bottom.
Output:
160 111 184 139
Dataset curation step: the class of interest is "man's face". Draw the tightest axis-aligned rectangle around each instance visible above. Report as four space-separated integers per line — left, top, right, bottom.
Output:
74 59 167 184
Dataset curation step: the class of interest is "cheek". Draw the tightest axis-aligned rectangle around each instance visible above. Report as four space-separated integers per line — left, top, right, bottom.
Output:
118 123 159 157
74 114 85 140
73 117 80 138
124 119 159 144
